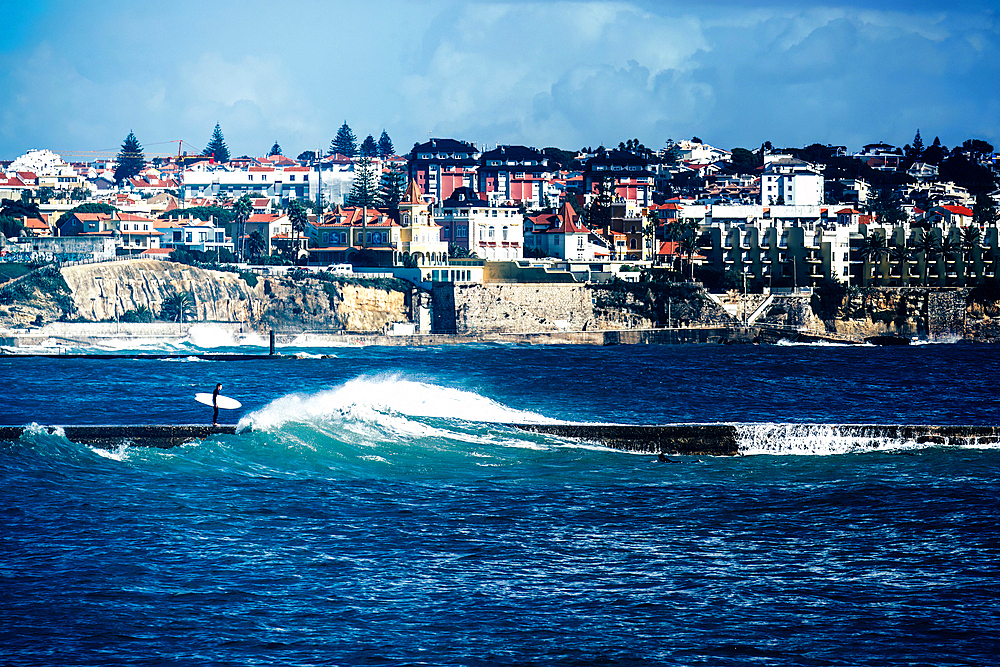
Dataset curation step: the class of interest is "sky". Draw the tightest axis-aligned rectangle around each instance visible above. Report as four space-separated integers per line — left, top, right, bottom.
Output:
1 0 997 162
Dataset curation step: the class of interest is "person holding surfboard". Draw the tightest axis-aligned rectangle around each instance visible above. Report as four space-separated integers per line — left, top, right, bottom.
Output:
194 386 242 425
212 383 222 426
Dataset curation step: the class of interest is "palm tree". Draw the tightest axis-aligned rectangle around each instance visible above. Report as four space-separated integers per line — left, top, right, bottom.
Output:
247 230 267 261
233 194 253 261
914 229 940 285
161 291 195 323
960 226 982 284
889 243 915 285
859 232 889 285
287 199 308 266
939 236 960 285
678 232 698 281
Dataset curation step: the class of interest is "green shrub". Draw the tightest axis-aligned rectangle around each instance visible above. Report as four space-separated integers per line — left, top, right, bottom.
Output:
240 271 258 288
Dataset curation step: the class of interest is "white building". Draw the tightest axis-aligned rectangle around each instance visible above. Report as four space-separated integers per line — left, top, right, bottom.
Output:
761 155 824 207
434 187 524 261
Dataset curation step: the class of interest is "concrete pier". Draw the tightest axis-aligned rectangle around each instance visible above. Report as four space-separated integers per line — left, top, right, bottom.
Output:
3 422 1000 456
0 424 237 449
510 422 1000 456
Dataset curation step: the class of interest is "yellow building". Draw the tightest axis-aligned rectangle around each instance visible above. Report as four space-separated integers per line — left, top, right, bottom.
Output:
399 179 449 265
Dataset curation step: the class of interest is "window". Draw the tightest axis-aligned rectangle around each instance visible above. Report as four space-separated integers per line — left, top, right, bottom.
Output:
502 226 508 240
443 227 451 238
489 227 495 239
458 226 467 238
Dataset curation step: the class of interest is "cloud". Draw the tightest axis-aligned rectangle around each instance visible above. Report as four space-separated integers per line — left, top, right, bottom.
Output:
0 0 996 159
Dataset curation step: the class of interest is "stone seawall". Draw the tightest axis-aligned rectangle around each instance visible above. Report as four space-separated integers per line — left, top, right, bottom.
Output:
433 282 733 334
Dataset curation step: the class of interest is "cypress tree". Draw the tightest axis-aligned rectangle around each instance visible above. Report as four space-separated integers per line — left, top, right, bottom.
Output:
331 122 357 157
378 130 394 158
360 134 378 158
114 131 146 183
203 123 230 163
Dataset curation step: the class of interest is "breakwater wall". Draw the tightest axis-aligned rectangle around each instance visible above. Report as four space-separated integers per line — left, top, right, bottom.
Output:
512 422 1000 455
6 422 999 456
0 424 237 449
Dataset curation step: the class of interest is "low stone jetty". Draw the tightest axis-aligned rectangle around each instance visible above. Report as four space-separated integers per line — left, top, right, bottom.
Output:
0 424 237 449
4 422 1000 456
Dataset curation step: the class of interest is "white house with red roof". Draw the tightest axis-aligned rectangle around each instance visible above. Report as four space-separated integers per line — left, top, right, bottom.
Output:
114 213 163 255
526 202 604 261
931 205 974 226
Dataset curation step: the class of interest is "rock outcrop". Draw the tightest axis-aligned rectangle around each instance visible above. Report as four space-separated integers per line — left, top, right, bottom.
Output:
0 260 416 333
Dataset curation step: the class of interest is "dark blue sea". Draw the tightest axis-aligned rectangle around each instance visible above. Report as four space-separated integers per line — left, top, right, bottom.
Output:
3 337 1000 666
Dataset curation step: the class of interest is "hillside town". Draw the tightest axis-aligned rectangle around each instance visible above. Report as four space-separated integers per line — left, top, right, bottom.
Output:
1 125 999 292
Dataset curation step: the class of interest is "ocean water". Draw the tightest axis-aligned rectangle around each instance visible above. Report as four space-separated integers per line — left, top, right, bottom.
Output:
2 341 999 666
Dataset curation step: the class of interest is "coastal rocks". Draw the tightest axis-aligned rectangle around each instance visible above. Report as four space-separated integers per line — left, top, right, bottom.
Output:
2 260 417 334
255 277 411 332
0 266 75 328
61 260 254 324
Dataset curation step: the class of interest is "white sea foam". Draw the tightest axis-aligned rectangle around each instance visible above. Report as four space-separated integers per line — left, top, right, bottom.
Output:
736 422 923 456
238 376 555 433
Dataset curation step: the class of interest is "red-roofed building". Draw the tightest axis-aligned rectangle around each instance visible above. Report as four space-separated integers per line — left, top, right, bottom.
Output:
305 206 402 266
934 205 974 226
526 202 605 260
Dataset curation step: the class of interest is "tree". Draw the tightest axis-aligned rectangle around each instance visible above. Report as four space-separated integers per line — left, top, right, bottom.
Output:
297 150 317 162
914 229 940 285
889 243 915 284
331 121 357 157
870 187 906 227
203 123 230 163
377 130 395 159
287 199 308 265
114 130 146 183
376 162 407 213
233 194 253 260
347 157 377 208
35 187 56 204
859 232 889 285
246 230 267 260
69 187 90 202
448 243 473 259
729 148 758 174
973 192 998 227
360 134 378 158
0 216 24 239
268 141 282 156
922 137 948 165
961 139 994 162
939 236 960 283
904 129 924 165
161 291 195 323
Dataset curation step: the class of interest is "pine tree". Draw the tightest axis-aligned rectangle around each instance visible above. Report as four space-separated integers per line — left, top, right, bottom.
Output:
347 157 377 208
203 123 230 163
912 130 924 158
378 130 394 158
268 141 282 157
114 131 146 183
360 134 378 158
376 162 407 211
331 121 357 157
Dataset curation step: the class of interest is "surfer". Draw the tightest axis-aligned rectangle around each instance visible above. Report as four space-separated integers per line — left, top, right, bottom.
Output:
212 383 222 426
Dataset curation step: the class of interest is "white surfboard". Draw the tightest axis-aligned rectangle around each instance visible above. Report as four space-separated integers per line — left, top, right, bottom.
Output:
195 393 242 410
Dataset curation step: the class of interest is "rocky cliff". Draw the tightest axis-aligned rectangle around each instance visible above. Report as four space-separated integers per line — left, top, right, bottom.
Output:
0 260 416 333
